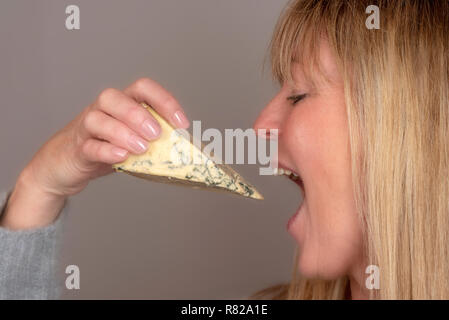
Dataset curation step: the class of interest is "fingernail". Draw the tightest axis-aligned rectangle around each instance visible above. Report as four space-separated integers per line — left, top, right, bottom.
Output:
128 135 148 153
142 119 161 140
173 110 189 128
112 147 128 158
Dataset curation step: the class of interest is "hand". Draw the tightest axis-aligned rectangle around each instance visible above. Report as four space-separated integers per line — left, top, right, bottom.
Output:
1 78 189 230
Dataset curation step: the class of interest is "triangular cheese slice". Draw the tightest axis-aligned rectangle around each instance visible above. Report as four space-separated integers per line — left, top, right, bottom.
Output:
112 103 263 200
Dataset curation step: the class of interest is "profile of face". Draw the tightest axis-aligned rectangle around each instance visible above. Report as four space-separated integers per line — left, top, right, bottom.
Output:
254 40 363 280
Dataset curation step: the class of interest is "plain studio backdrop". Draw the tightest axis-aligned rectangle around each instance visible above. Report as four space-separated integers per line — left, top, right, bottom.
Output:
0 0 300 299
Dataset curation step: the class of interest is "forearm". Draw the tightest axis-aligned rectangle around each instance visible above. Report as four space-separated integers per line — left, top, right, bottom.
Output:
0 191 64 299
0 167 66 230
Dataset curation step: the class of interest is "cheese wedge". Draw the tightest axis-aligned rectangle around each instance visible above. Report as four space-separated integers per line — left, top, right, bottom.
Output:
112 103 263 200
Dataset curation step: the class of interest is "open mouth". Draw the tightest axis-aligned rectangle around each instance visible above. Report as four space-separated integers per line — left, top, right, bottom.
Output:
273 164 305 230
273 166 305 197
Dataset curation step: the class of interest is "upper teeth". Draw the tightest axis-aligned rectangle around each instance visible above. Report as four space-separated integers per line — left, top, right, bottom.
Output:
273 168 299 179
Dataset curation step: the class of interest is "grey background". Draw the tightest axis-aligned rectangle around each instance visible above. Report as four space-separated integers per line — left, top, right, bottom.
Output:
0 0 300 299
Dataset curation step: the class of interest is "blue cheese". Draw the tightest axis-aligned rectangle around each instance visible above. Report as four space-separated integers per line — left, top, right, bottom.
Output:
112 103 263 200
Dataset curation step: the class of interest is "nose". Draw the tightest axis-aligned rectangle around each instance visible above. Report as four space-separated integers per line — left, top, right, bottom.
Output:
253 92 288 139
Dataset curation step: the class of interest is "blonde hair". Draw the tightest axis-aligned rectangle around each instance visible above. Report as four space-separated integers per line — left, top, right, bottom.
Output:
255 0 449 299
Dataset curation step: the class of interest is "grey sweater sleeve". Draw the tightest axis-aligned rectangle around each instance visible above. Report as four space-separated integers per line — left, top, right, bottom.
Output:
0 191 65 299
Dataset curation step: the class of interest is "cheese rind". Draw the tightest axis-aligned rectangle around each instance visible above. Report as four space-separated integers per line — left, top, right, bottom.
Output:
112 103 263 200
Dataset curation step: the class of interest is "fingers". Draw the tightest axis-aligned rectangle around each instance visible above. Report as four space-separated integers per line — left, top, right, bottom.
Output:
94 88 161 141
81 139 129 164
79 77 188 168
124 78 190 129
82 110 149 154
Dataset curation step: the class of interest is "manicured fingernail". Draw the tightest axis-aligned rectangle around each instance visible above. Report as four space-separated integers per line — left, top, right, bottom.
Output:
142 119 161 140
112 147 128 158
173 110 189 128
128 135 148 153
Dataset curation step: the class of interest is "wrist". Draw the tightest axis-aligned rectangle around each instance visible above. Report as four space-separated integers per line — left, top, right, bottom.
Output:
0 167 67 230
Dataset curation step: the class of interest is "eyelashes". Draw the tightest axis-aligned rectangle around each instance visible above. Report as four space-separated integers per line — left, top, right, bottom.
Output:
287 93 307 105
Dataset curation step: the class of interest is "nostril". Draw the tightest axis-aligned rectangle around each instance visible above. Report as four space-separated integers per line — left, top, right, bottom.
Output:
253 114 281 139
254 127 281 140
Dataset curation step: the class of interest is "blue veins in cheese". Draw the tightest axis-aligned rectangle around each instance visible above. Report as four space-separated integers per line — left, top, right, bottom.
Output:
112 103 263 200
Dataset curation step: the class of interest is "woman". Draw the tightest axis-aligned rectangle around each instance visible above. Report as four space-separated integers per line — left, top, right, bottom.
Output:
1 0 448 299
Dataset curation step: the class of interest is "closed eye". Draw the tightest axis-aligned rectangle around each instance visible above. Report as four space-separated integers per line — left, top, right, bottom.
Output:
287 94 307 105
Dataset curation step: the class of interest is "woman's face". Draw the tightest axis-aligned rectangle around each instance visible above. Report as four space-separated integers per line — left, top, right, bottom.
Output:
254 40 363 279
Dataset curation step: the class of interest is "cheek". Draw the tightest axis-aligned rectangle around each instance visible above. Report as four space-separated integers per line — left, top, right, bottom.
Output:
284 101 362 278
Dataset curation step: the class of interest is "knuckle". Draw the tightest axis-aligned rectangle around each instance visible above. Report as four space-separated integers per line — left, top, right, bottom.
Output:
134 77 152 91
97 88 118 106
83 110 101 131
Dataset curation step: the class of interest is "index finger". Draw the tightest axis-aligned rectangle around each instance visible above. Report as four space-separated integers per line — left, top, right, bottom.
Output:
124 78 190 129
